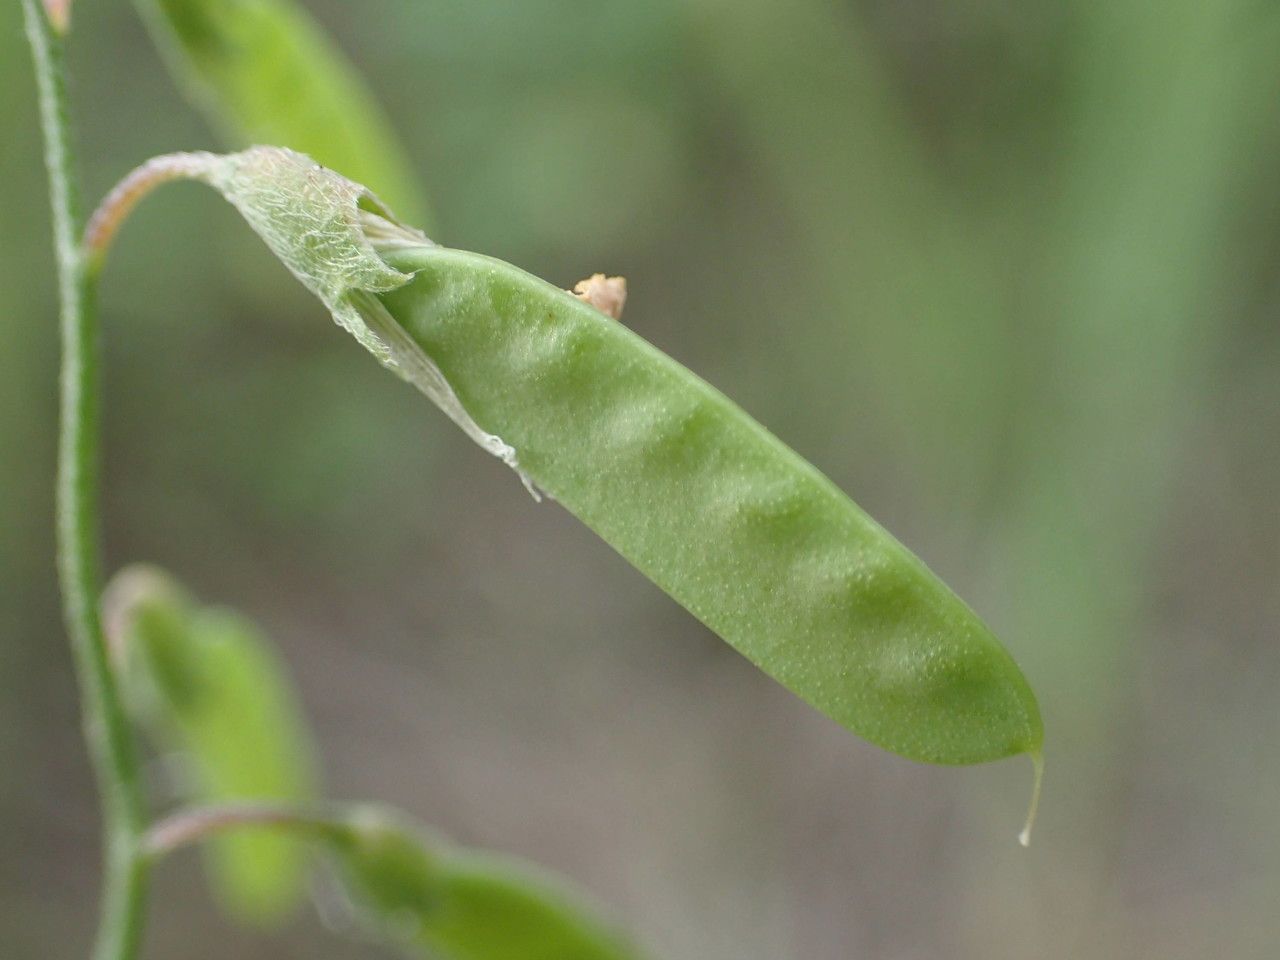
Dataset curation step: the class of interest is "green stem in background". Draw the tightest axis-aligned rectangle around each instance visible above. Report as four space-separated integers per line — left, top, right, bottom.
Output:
21 3 150 959
143 804 342 859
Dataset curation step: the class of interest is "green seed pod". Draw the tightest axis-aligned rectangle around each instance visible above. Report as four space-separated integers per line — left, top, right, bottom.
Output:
89 146 1043 838
102 565 319 922
377 246 1044 770
329 807 639 960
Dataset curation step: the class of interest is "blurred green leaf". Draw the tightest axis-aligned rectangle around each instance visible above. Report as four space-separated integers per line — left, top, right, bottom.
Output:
132 0 428 223
330 808 640 960
103 565 319 925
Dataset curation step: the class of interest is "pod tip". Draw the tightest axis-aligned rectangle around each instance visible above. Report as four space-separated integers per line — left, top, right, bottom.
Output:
1018 750 1044 847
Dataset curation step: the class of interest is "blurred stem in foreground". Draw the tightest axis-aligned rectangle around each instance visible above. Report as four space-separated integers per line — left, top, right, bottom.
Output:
21 3 149 959
144 803 342 857
144 802 642 960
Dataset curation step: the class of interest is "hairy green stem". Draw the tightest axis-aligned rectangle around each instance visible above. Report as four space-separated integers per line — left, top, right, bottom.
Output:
22 3 150 958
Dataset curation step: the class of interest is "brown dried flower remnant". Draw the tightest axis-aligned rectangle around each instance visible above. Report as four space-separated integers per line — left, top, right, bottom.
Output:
571 273 627 320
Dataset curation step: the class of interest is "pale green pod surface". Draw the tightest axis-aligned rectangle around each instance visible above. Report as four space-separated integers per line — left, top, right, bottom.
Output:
376 247 1042 769
103 566 319 924
133 0 428 222
330 810 639 960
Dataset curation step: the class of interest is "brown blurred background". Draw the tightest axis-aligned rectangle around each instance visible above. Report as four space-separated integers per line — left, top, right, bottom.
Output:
3 1 1279 958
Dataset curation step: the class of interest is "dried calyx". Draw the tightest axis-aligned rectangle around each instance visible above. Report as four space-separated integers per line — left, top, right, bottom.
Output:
83 146 530 488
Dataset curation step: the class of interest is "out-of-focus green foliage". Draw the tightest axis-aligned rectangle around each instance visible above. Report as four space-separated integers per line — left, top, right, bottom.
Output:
132 0 428 222
331 808 639 960
104 567 318 925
